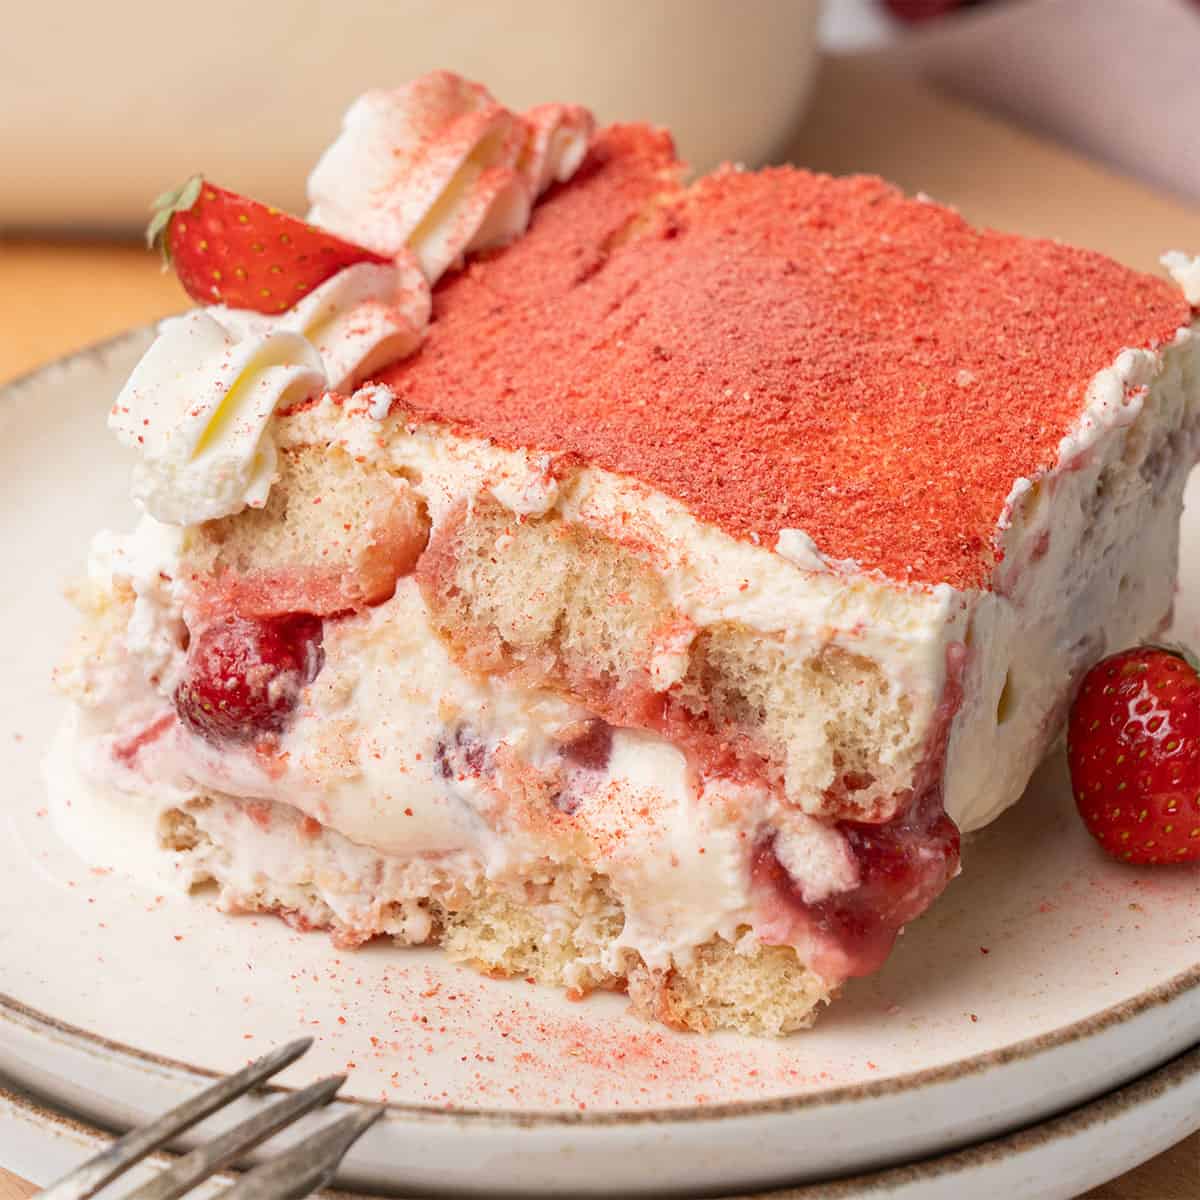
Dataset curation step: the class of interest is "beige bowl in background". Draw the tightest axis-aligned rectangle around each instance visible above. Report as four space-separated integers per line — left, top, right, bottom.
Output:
0 0 821 233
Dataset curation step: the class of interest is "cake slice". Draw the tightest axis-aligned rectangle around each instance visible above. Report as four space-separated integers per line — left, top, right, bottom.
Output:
53 74 1199 1035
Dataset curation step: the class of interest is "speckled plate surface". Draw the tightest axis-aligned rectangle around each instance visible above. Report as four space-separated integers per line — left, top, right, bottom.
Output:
1 333 1198 1197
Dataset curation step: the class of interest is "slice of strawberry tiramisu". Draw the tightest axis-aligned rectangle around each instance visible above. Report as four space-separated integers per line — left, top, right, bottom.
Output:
53 71 1200 1035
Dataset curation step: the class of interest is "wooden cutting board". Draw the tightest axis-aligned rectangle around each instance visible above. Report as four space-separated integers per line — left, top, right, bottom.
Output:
0 56 1196 1199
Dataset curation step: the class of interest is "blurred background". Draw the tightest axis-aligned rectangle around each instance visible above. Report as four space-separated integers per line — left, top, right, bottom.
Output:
3 0 1200 231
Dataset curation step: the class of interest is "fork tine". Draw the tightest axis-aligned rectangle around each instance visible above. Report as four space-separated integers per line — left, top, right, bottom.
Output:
39 1038 314 1200
213 1105 385 1200
120 1074 347 1200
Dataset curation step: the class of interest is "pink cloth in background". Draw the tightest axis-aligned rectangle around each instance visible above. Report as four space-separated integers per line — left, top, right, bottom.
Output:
882 0 1200 204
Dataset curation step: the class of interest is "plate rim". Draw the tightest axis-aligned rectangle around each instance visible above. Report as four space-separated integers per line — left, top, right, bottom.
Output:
5 1038 1198 1198
7 328 1199 1130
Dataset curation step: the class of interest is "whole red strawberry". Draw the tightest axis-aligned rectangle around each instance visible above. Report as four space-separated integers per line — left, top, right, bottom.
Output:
1068 646 1200 864
175 613 324 743
146 176 388 314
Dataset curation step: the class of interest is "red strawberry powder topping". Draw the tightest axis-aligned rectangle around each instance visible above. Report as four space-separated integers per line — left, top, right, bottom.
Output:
376 126 1190 589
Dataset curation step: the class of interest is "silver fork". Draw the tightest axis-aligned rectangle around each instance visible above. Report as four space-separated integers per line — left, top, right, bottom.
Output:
39 1039 383 1200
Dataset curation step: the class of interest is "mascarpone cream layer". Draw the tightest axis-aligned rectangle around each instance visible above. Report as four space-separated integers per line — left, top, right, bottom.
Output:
57 565 856 975
280 389 969 818
947 323 1200 830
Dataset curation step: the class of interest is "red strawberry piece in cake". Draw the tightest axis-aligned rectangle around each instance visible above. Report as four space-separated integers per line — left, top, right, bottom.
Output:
174 613 325 743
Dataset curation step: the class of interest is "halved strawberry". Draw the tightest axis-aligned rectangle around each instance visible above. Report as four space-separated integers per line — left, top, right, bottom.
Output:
146 176 390 314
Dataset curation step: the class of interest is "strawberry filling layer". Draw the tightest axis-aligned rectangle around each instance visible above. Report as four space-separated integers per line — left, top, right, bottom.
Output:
751 794 960 979
750 644 966 978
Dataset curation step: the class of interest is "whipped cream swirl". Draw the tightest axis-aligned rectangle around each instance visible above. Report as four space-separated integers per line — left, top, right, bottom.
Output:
110 310 326 524
522 102 594 196
307 70 594 282
211 257 431 392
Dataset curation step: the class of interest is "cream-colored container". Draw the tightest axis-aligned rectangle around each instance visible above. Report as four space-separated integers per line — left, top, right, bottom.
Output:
1 0 821 232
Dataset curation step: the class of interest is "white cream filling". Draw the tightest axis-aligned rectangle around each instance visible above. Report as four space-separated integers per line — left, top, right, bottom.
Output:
87 516 190 694
946 325 1200 831
54 581 800 974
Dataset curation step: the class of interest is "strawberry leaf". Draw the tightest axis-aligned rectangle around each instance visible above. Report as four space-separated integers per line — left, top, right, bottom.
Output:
145 175 204 262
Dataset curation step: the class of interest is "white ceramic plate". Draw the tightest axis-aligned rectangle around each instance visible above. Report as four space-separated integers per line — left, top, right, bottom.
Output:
5 1045 1198 1200
1 333 1198 1198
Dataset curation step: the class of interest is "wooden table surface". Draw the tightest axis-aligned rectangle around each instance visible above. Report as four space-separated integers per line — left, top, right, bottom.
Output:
0 57 1196 1199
